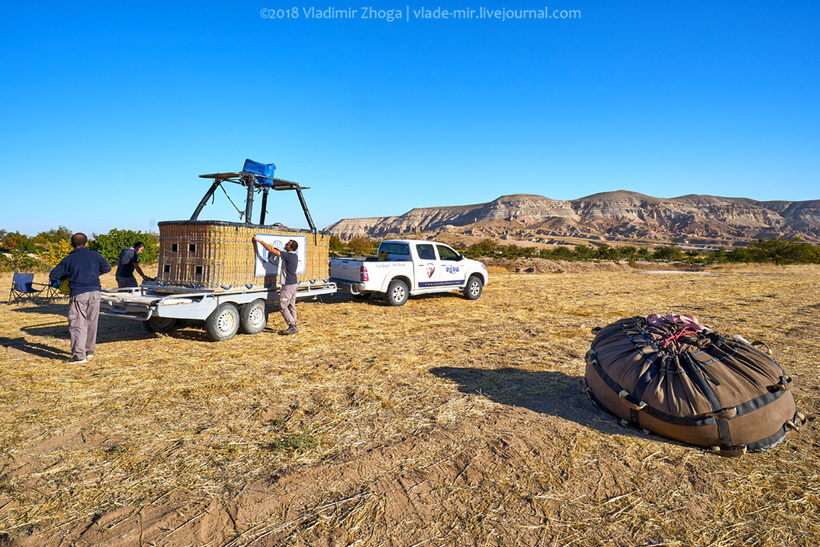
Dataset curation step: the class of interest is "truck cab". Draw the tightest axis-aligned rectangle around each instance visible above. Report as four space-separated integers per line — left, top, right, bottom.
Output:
329 239 488 306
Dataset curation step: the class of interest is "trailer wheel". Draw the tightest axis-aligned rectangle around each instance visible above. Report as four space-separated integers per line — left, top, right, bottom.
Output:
142 316 178 333
240 299 267 335
205 303 240 341
386 279 409 306
463 275 483 300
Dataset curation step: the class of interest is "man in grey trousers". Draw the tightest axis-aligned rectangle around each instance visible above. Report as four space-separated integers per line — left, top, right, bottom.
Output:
49 233 112 363
252 236 300 335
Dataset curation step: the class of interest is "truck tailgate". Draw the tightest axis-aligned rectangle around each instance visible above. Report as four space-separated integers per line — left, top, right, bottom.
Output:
329 258 365 281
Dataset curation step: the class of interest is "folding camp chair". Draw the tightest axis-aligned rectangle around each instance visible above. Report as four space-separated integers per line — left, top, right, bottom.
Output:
8 273 49 304
42 280 65 303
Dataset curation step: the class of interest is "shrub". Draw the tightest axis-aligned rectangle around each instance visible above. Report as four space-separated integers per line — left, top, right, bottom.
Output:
347 238 378 256
329 236 346 253
39 240 74 268
749 237 820 265
574 244 596 259
652 245 685 261
3 251 48 273
726 247 756 263
550 246 575 260
0 232 38 254
89 229 159 266
33 226 73 246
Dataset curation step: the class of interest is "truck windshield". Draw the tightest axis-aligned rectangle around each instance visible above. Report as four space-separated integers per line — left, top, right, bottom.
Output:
436 245 460 261
416 244 435 260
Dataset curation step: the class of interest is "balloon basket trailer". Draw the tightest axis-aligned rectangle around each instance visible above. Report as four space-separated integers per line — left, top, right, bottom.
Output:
100 160 336 341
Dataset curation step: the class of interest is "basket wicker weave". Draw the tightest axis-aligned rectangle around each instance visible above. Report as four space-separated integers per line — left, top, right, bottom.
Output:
155 221 329 289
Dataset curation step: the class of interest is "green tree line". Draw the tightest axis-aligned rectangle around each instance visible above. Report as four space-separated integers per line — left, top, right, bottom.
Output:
0 227 158 272
4 229 818 273
329 235 820 265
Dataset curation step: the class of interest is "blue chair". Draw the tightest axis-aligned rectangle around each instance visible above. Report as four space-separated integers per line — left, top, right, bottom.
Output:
44 278 66 302
8 273 50 304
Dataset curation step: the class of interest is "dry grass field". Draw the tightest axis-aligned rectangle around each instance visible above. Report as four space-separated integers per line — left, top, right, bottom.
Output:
1 265 818 546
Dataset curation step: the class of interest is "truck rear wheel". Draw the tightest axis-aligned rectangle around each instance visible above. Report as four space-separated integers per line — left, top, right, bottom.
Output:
463 275 483 300
142 316 178 334
205 303 240 341
240 299 267 334
386 279 409 306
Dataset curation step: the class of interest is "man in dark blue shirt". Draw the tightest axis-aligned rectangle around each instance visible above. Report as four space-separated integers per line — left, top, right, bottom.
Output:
49 233 112 363
115 242 151 288
252 236 300 335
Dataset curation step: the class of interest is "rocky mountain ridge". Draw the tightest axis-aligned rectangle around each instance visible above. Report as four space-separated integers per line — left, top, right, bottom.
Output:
325 191 820 247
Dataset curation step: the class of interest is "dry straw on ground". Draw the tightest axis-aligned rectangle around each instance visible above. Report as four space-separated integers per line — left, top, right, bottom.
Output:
1 265 818 546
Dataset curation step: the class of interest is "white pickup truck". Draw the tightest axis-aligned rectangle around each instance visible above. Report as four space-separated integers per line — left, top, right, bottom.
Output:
329 239 488 306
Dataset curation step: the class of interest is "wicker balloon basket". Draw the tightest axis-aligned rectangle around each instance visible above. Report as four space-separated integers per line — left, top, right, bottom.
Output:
155 220 329 290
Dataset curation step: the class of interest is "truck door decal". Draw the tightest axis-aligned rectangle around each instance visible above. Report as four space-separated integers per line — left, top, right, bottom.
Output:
418 279 465 288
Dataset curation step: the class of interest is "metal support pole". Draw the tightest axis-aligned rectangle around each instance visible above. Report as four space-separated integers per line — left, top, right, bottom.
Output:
259 188 270 225
190 180 222 220
294 186 316 233
243 174 255 224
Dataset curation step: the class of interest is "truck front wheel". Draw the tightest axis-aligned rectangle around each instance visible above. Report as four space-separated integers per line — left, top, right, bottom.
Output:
205 303 240 341
386 279 409 306
463 275 483 300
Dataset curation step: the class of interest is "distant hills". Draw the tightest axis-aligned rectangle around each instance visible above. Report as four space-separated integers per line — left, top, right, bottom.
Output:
324 191 820 248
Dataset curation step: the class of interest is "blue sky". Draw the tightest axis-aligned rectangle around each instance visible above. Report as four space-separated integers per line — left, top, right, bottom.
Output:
1 1 818 236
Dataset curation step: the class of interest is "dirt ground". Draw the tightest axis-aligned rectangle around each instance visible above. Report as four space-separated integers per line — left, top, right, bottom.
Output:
1 265 818 546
